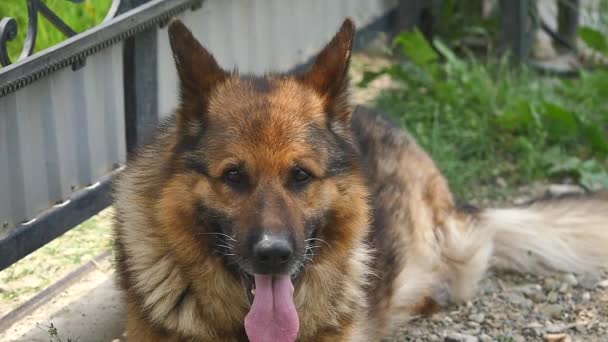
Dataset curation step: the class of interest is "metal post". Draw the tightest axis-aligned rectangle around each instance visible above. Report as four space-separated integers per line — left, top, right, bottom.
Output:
122 0 159 153
394 0 439 41
499 0 532 62
558 0 579 50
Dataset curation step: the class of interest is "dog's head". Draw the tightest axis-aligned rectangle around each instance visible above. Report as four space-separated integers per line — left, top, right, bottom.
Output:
159 18 369 341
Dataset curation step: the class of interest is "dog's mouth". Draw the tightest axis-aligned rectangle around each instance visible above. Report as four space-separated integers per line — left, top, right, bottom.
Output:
240 273 255 304
238 232 321 306
234 230 323 342
240 272 300 342
240 271 301 306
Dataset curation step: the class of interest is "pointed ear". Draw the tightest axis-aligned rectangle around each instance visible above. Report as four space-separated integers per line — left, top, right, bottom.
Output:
168 19 227 119
300 18 355 128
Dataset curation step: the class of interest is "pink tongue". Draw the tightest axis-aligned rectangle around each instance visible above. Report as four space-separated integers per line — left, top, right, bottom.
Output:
244 275 299 342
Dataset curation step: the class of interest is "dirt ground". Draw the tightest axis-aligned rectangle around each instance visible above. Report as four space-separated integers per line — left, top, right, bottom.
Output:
0 257 125 342
0 54 606 342
0 209 114 317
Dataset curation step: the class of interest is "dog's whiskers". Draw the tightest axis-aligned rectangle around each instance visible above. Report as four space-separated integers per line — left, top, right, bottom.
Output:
215 243 235 250
305 237 330 247
305 242 320 262
302 247 316 264
198 232 237 242
214 249 236 257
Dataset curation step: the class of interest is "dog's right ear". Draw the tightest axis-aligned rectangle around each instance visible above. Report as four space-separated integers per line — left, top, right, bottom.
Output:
168 19 227 118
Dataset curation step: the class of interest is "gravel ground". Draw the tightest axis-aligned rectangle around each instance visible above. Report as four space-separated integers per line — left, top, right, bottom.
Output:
393 270 608 342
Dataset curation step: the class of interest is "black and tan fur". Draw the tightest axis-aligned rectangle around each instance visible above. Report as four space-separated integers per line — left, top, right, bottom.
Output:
113 18 608 341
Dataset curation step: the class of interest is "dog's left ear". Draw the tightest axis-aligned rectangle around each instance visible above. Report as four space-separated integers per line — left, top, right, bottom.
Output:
168 18 227 122
301 18 355 129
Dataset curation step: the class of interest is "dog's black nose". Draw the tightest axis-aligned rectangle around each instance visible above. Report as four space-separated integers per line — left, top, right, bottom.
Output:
251 235 294 274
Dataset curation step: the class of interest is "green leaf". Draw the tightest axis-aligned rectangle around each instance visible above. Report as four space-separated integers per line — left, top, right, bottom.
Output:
542 102 578 140
393 29 439 68
580 171 608 190
358 70 384 88
464 26 490 37
580 120 608 154
497 102 536 132
357 64 416 88
547 156 582 174
578 26 608 55
433 38 464 69
545 153 608 190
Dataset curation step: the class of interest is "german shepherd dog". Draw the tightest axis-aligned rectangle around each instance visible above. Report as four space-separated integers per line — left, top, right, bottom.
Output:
113 18 608 341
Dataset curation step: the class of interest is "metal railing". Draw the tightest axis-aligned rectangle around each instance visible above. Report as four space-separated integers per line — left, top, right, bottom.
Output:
0 0 399 271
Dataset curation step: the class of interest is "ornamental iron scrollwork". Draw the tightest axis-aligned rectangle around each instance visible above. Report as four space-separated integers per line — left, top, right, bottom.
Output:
0 0 121 67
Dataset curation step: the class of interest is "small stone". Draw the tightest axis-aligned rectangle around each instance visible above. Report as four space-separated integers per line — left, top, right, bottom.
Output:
547 291 559 303
530 291 546 302
513 283 542 295
513 196 532 205
431 314 443 322
541 304 563 319
546 323 567 333
598 279 608 288
466 321 480 328
496 177 507 188
581 292 591 301
547 184 584 196
478 334 492 342
562 273 578 287
468 313 485 323
559 283 569 293
544 278 560 291
544 333 571 342
527 322 544 329
579 274 600 290
513 334 526 342
508 292 534 308
513 283 545 301
444 332 478 342
525 322 545 337
482 281 499 295
462 328 481 336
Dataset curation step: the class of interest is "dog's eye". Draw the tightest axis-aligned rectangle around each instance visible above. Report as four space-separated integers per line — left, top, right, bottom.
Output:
292 167 312 185
224 169 245 185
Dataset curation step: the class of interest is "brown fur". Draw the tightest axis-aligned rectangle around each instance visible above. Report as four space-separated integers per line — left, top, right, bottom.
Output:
113 18 608 341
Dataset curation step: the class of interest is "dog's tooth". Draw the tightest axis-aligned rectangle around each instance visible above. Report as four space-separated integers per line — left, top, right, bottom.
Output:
251 288 255 296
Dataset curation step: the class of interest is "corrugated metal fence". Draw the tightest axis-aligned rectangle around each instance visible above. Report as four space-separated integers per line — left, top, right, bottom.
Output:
158 0 396 116
0 44 126 235
0 0 397 270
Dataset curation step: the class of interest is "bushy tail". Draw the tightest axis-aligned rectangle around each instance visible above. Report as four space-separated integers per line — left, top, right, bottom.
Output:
486 194 608 274
444 193 608 301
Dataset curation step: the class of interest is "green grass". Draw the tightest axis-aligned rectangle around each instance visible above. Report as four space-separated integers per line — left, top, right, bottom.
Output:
0 0 112 65
0 209 113 316
359 30 608 201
